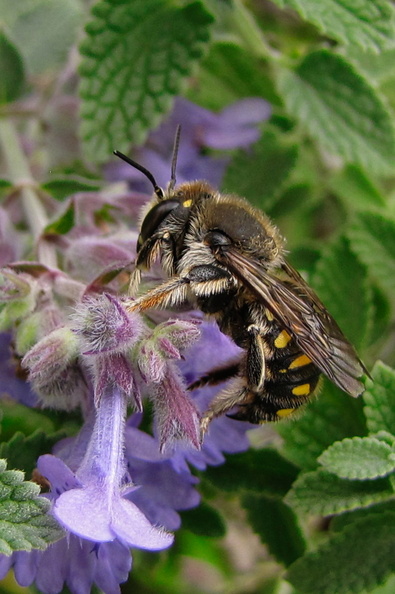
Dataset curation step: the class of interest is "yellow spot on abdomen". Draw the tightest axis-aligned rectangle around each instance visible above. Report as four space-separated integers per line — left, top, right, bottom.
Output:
183 199 192 207
277 408 295 418
274 330 291 349
292 383 310 396
289 354 312 369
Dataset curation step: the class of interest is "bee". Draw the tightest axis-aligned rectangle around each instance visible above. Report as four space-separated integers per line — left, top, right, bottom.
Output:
115 129 366 432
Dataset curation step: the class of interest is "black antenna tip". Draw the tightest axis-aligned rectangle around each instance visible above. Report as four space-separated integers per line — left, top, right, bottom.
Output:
113 149 164 200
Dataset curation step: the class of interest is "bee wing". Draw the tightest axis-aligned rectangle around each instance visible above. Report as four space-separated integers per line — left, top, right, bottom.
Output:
220 247 366 397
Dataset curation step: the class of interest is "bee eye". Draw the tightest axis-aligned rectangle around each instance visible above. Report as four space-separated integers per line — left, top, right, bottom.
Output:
138 199 181 249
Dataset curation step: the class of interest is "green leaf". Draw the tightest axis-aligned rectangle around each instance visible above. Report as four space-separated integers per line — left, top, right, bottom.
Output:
364 362 395 435
0 430 66 478
222 128 298 210
312 236 372 351
188 41 280 111
0 400 56 442
348 212 395 299
0 0 81 75
0 459 63 555
331 500 395 533
44 201 75 235
202 448 299 497
348 47 395 83
277 380 367 471
276 50 395 175
180 502 226 538
79 0 213 161
242 494 305 566
0 30 25 104
318 436 395 480
0 179 13 202
368 286 392 348
285 469 393 516
286 512 395 594
329 164 387 211
42 178 102 201
272 0 395 53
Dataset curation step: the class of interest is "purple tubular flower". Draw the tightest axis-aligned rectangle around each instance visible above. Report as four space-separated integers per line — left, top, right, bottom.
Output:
106 96 271 189
1 527 132 594
125 422 200 531
52 387 173 550
204 98 272 149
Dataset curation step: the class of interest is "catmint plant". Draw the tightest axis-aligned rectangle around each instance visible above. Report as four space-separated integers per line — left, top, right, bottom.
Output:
1 1 395 593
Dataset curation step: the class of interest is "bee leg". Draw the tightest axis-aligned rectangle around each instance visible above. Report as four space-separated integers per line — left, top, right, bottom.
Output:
245 325 266 393
200 327 266 433
188 360 241 391
126 264 233 314
200 375 248 434
124 276 190 312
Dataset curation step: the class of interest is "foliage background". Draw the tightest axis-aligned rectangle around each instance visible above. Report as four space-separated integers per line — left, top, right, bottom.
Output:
1 0 395 592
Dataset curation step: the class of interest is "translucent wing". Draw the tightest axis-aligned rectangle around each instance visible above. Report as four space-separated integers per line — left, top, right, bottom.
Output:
219 247 366 397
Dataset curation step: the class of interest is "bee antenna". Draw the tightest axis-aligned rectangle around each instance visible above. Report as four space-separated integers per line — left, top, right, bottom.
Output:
113 150 164 200
168 125 181 192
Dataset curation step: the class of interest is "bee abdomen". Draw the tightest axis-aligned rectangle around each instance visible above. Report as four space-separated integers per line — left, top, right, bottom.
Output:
235 318 321 422
256 327 321 420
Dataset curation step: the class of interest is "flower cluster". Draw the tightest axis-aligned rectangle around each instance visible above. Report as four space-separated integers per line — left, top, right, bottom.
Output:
0 97 269 593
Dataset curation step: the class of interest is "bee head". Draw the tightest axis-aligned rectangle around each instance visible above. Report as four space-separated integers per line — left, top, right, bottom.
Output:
114 127 189 252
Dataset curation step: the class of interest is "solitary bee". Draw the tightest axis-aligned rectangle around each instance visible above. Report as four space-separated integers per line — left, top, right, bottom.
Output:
115 130 366 431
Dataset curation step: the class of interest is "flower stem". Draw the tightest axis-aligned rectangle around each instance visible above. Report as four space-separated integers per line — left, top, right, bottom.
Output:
226 0 279 60
0 117 57 267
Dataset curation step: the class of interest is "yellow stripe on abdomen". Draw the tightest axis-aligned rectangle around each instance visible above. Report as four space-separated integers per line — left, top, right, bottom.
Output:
289 354 312 369
292 383 310 396
274 330 291 349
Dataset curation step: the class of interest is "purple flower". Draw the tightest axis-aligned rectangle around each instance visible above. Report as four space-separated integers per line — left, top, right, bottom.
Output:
125 420 200 531
52 387 173 550
0 517 132 594
107 96 271 190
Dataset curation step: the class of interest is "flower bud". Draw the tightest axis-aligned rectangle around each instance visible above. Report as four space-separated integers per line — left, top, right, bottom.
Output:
0 269 39 330
72 294 144 355
22 326 81 409
137 319 200 384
